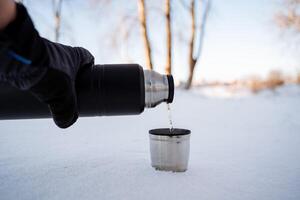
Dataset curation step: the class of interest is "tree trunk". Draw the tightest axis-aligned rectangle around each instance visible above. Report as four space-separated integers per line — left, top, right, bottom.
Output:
138 0 153 70
165 0 172 75
185 0 196 89
185 0 210 89
186 60 197 89
53 0 63 42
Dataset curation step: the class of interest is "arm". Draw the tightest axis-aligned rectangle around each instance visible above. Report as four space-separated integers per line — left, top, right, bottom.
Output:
0 2 94 128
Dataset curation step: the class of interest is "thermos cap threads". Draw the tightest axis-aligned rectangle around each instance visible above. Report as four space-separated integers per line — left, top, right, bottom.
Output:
166 75 174 104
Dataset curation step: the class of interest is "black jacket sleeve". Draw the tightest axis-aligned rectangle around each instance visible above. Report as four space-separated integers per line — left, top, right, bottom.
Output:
0 3 94 90
0 3 94 128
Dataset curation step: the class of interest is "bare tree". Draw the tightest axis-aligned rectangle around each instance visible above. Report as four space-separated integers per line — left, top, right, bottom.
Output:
165 0 172 74
52 0 63 42
89 0 210 84
185 0 210 89
275 0 300 32
137 0 153 70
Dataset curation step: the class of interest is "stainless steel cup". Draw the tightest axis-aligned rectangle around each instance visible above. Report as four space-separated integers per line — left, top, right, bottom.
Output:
149 128 191 172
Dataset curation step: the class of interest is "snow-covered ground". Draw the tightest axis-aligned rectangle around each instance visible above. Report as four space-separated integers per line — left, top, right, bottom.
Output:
1 85 300 200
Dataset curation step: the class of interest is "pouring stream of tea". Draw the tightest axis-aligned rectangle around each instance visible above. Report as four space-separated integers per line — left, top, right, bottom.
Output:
167 103 174 132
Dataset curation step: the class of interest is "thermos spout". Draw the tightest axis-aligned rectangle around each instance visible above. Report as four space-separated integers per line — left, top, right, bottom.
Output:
144 70 174 108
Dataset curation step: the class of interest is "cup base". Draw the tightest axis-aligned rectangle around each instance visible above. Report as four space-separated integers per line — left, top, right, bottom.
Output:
152 165 187 172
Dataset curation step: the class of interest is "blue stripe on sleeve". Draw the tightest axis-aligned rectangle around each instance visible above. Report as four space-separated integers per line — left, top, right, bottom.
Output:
7 51 32 65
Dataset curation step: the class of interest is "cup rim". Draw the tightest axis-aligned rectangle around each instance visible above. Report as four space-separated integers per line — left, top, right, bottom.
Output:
149 128 191 136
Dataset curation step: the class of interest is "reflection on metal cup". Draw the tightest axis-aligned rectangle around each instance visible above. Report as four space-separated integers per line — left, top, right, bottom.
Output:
149 128 191 172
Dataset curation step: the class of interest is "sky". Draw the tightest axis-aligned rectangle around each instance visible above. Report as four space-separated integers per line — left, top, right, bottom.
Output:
196 0 300 81
24 0 300 83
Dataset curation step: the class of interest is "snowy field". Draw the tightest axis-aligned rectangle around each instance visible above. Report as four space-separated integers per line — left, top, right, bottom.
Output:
0 85 300 200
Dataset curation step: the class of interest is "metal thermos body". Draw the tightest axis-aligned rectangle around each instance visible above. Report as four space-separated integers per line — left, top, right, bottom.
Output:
0 64 174 120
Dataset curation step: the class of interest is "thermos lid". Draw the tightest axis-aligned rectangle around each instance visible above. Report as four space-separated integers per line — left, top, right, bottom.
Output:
149 128 191 136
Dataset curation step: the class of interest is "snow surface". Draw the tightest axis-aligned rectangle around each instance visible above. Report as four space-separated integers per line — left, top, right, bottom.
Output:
1 86 300 200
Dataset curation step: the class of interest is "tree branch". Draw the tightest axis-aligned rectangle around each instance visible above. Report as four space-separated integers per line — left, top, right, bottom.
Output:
179 0 191 10
275 0 300 32
195 0 210 61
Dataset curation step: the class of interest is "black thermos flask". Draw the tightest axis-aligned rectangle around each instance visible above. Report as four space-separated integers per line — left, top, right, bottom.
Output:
0 64 174 120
